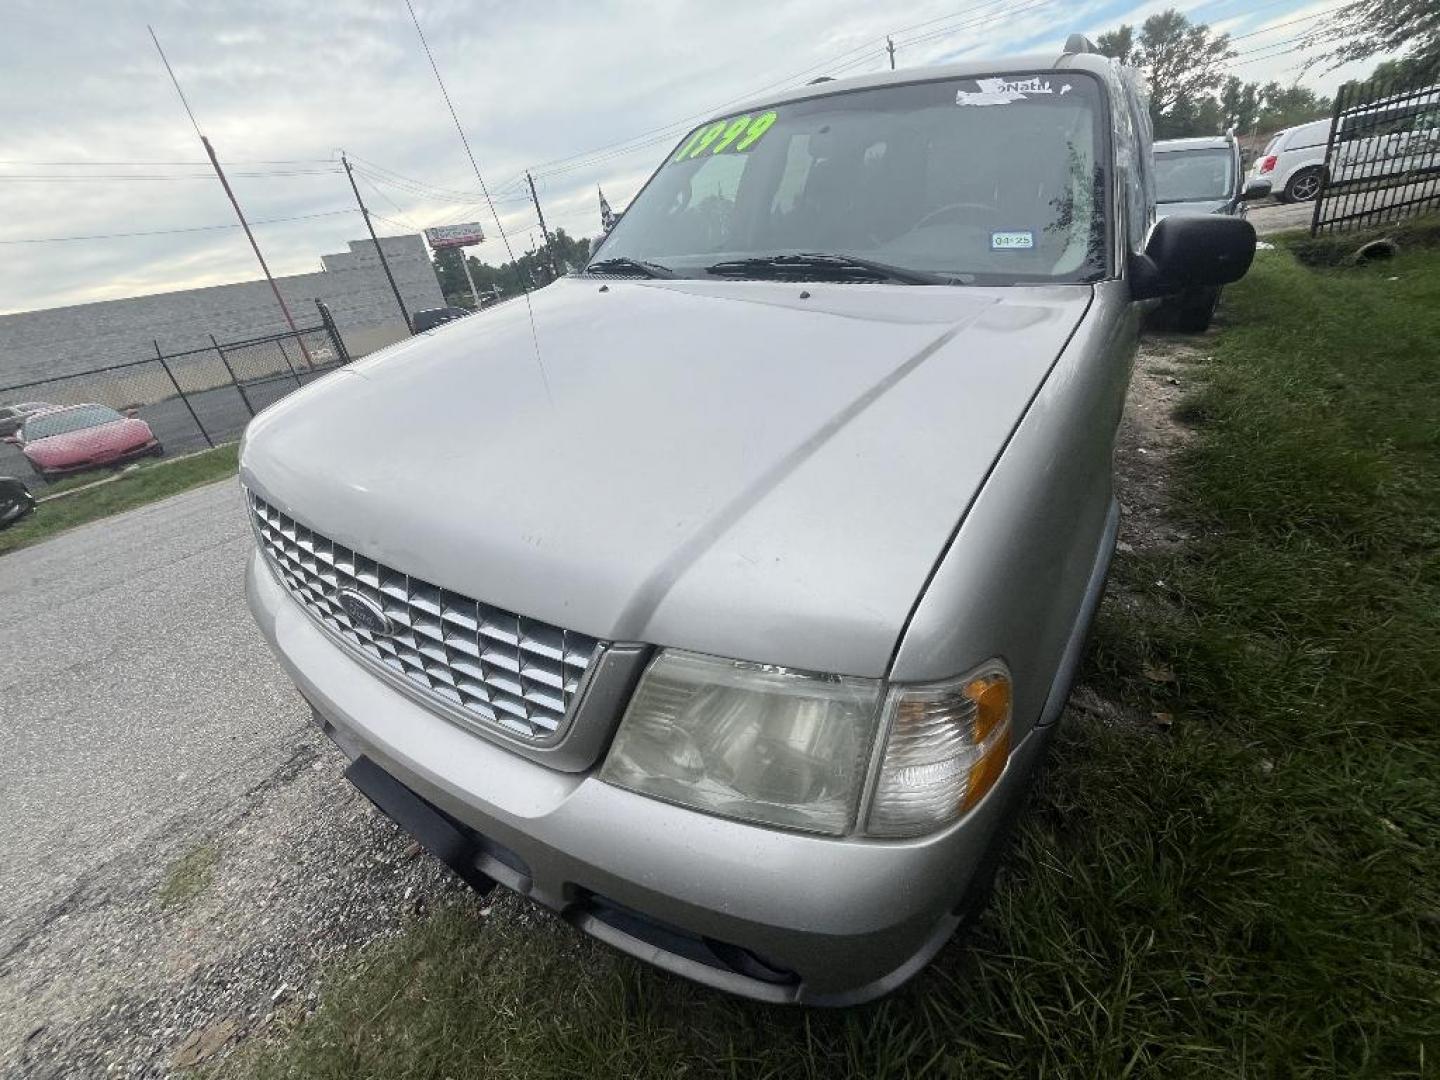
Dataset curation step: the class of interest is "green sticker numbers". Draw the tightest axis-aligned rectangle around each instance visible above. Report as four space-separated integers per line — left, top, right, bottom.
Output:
672 111 778 163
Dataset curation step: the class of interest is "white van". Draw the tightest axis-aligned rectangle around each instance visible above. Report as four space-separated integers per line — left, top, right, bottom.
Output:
1250 117 1331 202
1252 85 1440 203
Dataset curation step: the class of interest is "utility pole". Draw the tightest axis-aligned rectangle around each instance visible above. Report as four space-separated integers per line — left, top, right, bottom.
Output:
459 251 482 308
887 36 896 70
525 171 561 280
149 26 312 364
342 153 411 328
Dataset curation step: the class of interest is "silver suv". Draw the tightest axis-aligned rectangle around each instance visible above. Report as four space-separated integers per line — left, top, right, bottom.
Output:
243 39 1254 1004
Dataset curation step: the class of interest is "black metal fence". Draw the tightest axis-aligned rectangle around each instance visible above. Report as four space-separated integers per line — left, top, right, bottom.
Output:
1311 66 1440 236
0 300 349 489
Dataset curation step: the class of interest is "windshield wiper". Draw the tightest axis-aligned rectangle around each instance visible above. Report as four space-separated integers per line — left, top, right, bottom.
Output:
703 252 952 285
584 256 676 279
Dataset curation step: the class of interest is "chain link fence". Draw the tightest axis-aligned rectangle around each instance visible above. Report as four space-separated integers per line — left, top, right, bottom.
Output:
0 301 349 490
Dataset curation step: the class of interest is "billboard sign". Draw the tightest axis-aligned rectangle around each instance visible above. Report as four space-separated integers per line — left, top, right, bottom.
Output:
425 223 486 249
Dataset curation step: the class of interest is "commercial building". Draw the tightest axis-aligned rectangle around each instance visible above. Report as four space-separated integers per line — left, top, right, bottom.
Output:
0 235 443 389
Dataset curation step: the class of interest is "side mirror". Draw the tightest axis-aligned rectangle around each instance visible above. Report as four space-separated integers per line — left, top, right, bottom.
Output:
1130 215 1256 300
1241 177 1272 201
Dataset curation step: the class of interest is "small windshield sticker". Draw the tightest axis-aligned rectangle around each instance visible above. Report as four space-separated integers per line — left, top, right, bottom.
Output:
991 231 1035 251
956 77 1063 106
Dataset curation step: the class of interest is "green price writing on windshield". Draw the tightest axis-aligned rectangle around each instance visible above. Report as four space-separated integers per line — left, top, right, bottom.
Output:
673 111 778 163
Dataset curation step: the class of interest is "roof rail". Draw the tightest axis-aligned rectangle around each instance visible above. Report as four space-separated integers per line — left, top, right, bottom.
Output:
1063 33 1098 55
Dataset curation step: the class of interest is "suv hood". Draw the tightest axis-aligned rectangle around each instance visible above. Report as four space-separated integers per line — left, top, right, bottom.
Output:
243 277 1091 677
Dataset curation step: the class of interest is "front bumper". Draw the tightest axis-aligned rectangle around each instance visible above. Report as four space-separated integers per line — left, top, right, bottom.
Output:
247 549 1049 1004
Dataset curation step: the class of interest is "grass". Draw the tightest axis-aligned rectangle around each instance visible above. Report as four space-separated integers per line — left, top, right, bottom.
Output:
0 443 238 556
1277 212 1440 267
160 842 220 909
229 244 1439 1079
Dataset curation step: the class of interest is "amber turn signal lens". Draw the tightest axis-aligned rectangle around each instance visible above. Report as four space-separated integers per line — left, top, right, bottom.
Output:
866 661 1014 837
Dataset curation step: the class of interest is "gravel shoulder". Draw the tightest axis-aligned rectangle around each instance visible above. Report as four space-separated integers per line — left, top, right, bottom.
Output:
0 340 1200 1076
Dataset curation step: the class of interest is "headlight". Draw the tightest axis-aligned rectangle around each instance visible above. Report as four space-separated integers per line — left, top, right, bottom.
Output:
865 662 1012 837
599 650 882 835
600 651 1013 839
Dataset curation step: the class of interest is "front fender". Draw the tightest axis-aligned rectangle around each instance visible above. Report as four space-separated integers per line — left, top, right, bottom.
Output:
888 279 1136 737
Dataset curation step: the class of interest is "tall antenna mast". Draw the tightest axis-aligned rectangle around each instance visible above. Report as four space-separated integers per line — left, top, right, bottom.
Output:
149 25 312 361
402 0 552 402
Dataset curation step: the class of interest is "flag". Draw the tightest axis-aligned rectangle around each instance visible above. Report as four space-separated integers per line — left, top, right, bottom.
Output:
598 186 616 232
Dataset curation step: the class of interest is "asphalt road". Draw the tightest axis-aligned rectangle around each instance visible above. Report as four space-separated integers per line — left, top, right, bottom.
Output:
0 483 293 921
0 481 468 1076
1246 176 1440 236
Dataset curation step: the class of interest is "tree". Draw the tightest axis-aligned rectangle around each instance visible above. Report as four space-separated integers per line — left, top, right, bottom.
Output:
432 246 471 306
1340 55 1438 94
548 228 591 274
1310 0 1440 73
1097 10 1236 138
1220 76 1263 133
433 227 595 305
1255 83 1331 131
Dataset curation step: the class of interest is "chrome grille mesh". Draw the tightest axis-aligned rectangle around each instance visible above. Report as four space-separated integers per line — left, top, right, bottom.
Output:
250 493 600 740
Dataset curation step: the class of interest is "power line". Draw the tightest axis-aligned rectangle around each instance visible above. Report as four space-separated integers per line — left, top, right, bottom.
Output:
355 170 422 231
0 168 343 182
0 208 356 246
344 154 486 200
0 158 335 167
1228 7 1344 43
349 165 530 209
510 0 1042 187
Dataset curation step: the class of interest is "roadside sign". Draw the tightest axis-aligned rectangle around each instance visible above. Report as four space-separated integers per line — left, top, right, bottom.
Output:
425 223 486 249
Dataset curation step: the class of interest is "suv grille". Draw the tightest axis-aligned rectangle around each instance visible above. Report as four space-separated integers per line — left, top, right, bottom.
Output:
250 493 600 740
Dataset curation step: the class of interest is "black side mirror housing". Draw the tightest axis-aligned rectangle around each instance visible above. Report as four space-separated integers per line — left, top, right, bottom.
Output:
1130 215 1257 300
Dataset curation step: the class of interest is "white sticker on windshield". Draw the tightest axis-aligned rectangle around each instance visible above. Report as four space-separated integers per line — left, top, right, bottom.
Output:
991 231 1035 251
956 77 1062 106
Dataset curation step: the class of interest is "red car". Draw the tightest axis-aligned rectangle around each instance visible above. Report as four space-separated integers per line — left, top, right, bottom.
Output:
4 404 163 480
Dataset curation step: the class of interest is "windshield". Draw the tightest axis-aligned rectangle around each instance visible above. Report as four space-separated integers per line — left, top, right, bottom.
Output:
1154 148 1234 202
592 72 1109 284
23 405 123 439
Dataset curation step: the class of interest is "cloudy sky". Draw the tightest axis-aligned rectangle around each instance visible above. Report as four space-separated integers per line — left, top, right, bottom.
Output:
0 0 1388 316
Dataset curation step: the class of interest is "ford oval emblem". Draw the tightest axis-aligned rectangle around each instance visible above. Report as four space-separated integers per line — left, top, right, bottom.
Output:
335 588 392 636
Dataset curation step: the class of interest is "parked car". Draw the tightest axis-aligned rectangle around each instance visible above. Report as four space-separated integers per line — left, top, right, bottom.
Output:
410 306 472 334
1249 85 1440 202
1151 134 1271 331
0 476 35 529
243 38 1254 1005
0 401 54 439
4 404 162 480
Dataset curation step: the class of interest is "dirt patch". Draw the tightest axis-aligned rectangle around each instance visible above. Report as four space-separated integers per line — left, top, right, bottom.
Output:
1113 331 1207 558
1065 327 1210 729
